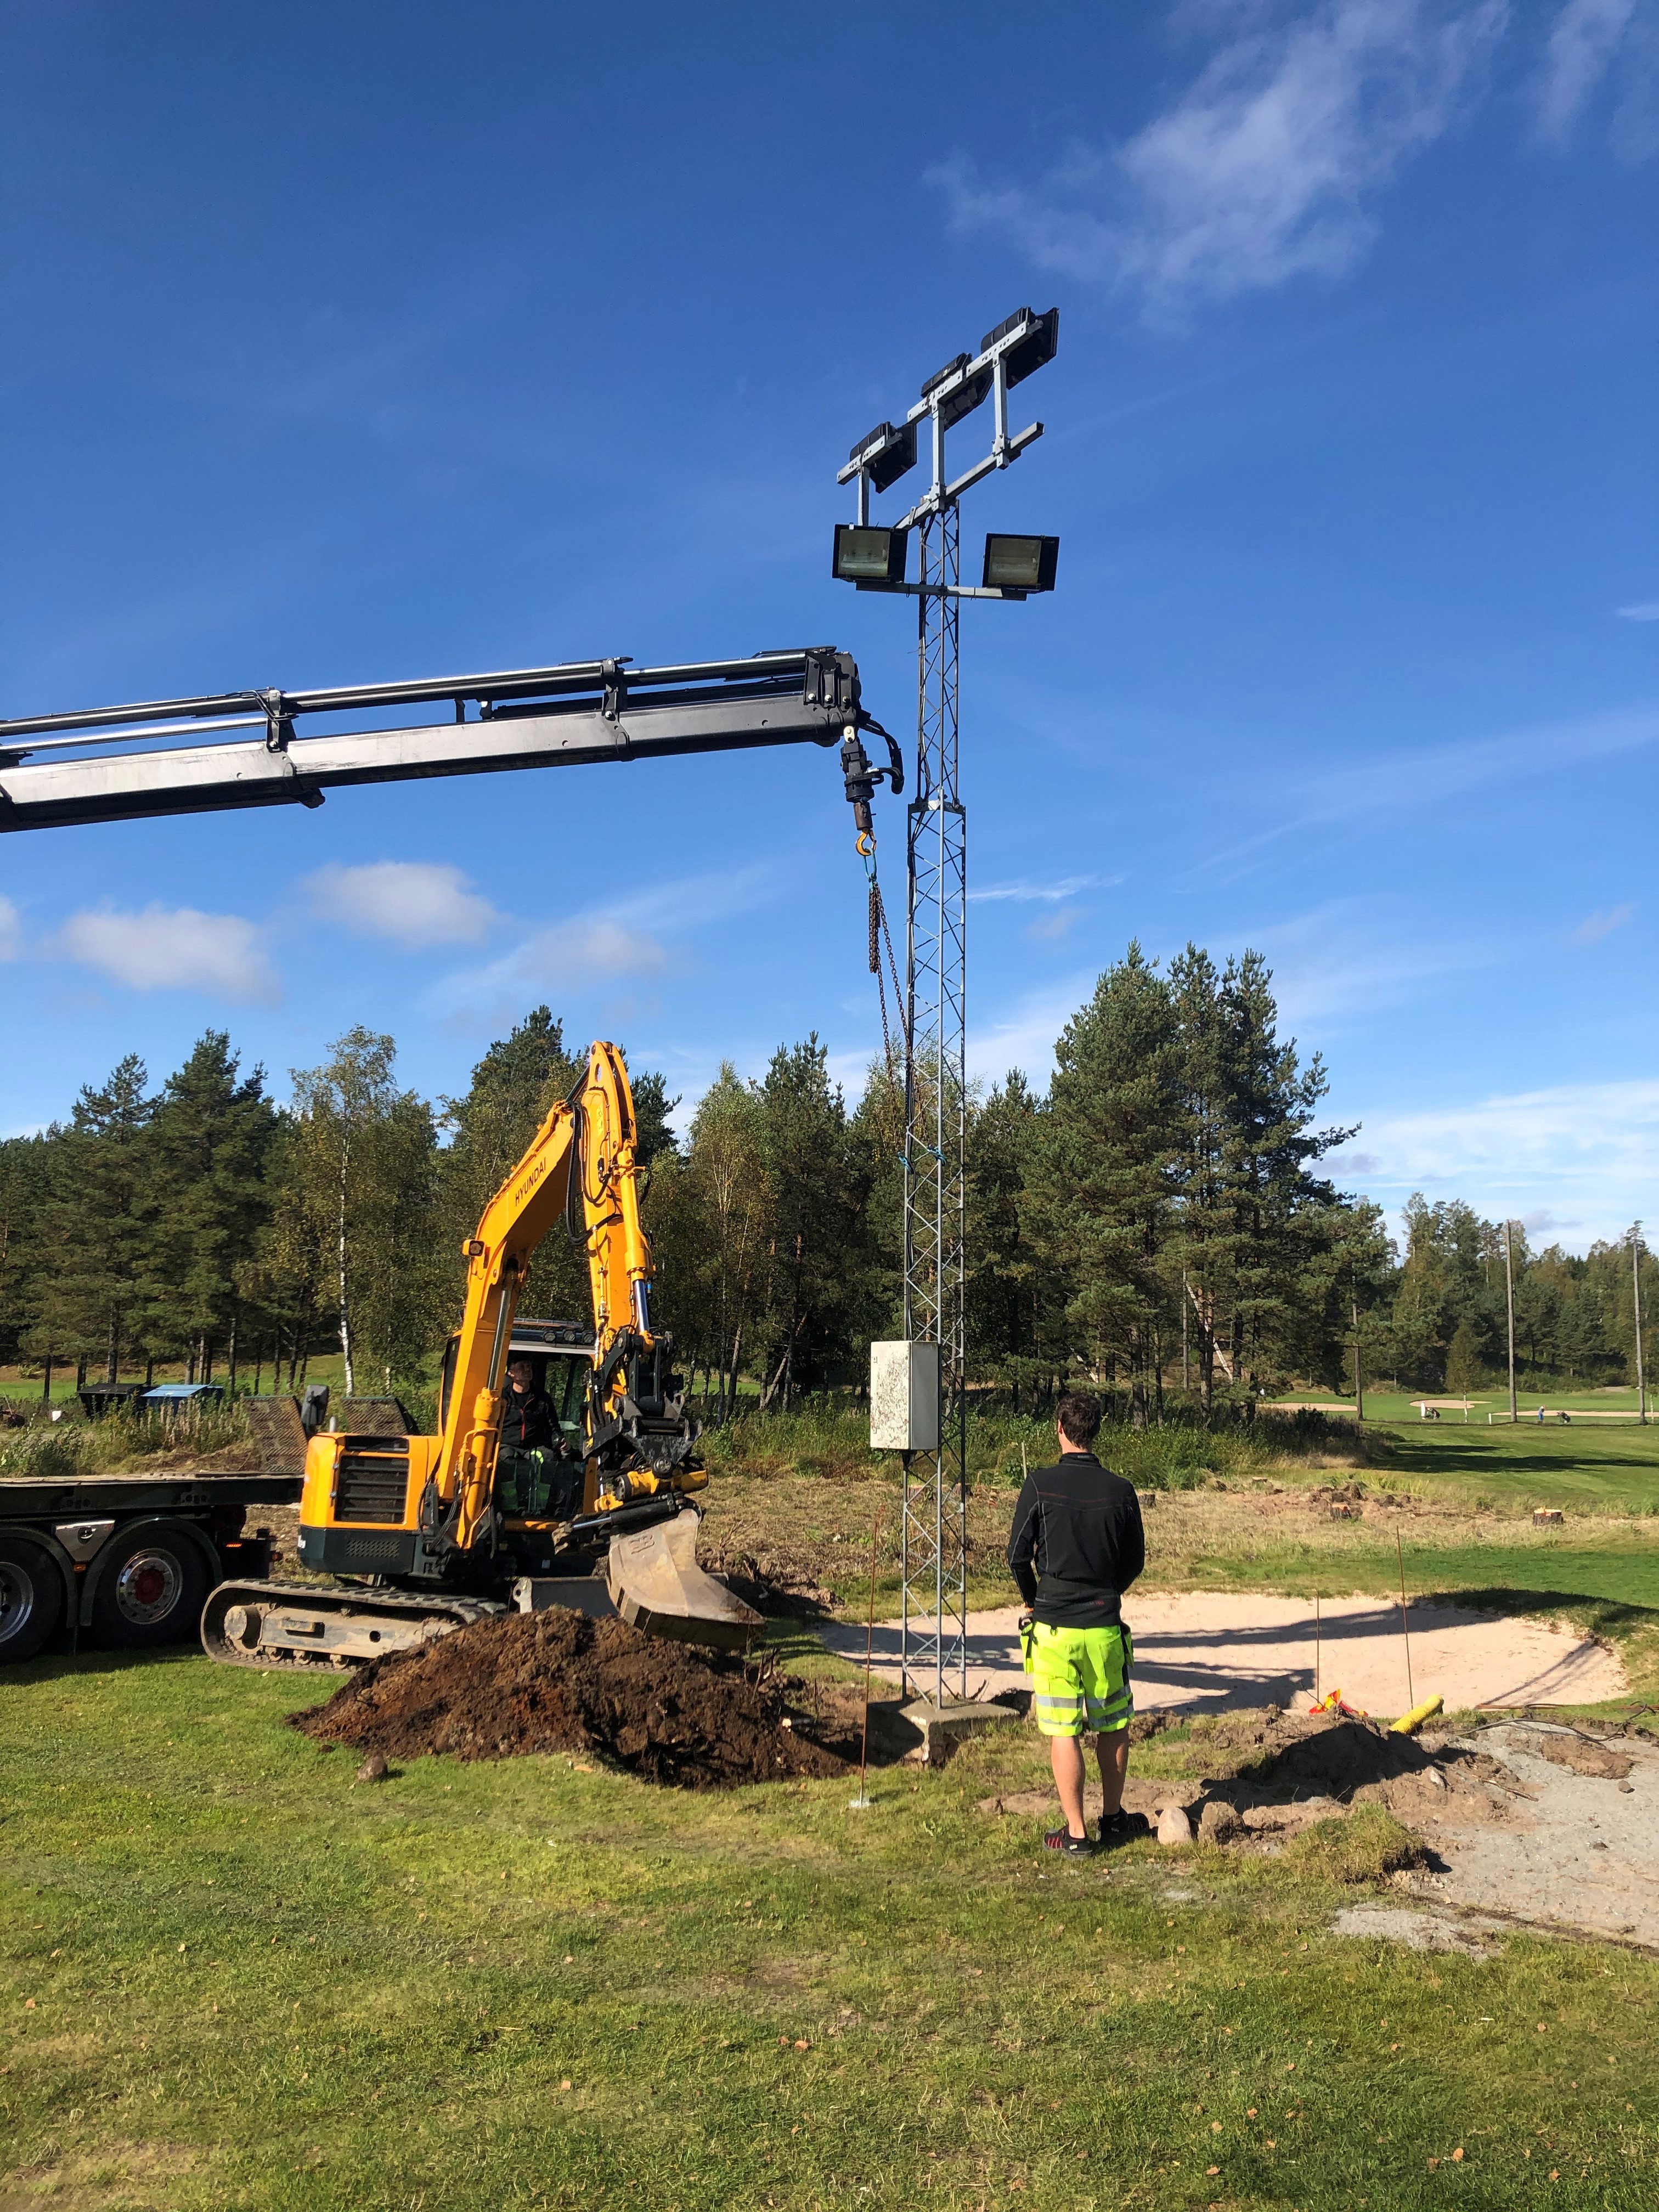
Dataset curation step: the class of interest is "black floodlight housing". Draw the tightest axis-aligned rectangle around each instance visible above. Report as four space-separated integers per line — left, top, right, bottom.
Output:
847 418 917 495
981 305 1059 388
920 349 993 431
833 523 909 586
982 533 1059 593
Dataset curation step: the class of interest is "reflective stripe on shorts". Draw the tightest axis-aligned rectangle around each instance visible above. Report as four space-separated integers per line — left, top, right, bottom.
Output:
1023 1620 1133 1737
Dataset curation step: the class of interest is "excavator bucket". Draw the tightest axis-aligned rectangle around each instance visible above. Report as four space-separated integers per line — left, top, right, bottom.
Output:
607 1510 763 1653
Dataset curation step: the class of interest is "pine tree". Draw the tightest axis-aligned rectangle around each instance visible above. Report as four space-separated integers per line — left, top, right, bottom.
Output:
436 1008 585 1330
0 1133 51 1373
752 1037 867 1409
964 1071 1054 1407
667 1064 773 1418
1028 946 1181 1423
35 1056 154 1381
144 1032 278 1383
1209 952 1349 1401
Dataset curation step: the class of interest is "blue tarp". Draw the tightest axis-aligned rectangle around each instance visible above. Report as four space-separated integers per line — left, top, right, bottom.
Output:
141 1383 225 1403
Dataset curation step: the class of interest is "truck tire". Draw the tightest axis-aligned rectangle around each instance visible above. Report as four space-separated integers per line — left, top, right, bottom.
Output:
90 1526 208 1650
0 1537 64 1663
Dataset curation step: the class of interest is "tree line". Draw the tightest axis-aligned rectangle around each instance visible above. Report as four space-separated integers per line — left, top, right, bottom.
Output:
1 945 1651 1409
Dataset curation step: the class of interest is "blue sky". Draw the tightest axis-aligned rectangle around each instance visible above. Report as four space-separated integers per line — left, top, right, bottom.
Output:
2 0 1654 1251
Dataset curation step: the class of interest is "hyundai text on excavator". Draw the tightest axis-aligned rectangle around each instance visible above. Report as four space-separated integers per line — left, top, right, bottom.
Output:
200 1040 762 1668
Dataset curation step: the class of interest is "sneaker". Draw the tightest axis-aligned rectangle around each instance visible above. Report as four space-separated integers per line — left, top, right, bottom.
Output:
1097 1809 1152 1847
1043 1826 1097 1855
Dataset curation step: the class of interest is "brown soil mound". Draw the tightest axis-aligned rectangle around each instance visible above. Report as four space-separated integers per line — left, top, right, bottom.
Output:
1511 1728 1633 1780
291 1608 857 1788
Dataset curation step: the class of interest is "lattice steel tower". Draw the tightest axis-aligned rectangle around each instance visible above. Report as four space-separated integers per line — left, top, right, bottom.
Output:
834 308 1059 1706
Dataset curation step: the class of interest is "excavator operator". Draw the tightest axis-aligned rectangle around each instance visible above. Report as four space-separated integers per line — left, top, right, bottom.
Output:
495 1359 579 1520
501 1360 556 1450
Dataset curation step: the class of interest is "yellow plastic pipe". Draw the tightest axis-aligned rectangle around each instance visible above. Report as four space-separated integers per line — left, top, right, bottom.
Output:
1388 1694 1444 1735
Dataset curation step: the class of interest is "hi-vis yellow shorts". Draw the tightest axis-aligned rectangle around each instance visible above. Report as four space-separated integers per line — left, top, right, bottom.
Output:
1022 1620 1133 1738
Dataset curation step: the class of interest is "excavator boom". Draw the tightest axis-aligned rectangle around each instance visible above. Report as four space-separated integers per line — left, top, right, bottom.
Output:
202 1042 759 1667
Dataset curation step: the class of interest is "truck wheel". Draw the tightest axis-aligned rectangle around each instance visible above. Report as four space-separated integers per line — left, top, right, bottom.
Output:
91 1528 208 1650
0 1538 64 1663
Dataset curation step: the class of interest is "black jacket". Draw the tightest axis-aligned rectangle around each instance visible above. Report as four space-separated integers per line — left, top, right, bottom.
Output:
1006 1452 1144 1628
499 1385 557 1453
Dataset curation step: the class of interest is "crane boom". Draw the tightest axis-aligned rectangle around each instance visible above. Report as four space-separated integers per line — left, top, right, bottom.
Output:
0 647 861 831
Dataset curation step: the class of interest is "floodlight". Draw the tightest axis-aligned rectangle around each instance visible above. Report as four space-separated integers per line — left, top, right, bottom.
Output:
833 524 909 586
847 418 918 495
980 306 1059 387
981 534 1059 593
920 351 992 432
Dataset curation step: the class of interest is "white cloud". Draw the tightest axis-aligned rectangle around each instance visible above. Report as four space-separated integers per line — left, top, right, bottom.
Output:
969 873 1119 904
1520 1207 1579 1235
967 973 1098 1086
930 0 1507 312
1333 1079 1659 1249
424 916 673 1022
58 904 279 1005
303 860 498 949
1617 600 1659 620
1188 703 1659 883
0 895 20 962
1245 901 1497 1020
1534 0 1638 142
1572 901 1635 943
421 863 781 1027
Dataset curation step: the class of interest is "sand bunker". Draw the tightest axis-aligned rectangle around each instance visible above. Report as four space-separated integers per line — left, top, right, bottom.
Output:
292 1609 859 1788
821 1592 1626 1713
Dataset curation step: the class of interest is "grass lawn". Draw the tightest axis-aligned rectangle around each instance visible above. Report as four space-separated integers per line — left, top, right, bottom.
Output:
1362 1419 1659 1516
4 1649 1659 2211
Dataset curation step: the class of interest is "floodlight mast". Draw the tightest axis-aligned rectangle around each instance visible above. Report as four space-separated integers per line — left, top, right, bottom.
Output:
836 306 1058 1709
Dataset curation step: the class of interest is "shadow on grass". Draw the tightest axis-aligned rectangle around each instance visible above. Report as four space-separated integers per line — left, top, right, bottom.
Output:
16 1640 211 1686
1384 1433 1659 1484
1416 1584 1659 1645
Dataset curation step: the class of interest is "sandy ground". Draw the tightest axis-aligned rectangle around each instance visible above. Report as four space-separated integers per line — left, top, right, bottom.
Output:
1395 1722 1659 1948
819 1593 1626 1714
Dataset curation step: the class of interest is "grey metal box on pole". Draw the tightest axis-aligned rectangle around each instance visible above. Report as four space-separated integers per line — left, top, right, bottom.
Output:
870 1342 940 1453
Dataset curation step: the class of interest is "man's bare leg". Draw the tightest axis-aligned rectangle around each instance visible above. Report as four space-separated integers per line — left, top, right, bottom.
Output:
1097 1728 1129 1816
1048 1734 1088 1838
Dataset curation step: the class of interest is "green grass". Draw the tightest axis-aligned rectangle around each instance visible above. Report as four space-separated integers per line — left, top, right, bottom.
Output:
1363 1419 1659 1515
4 1652 1659 2209
0 1401 255 1482
704 1400 1373 1496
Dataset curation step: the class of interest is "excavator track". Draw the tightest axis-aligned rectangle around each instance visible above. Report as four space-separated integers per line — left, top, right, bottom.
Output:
201 1578 505 1669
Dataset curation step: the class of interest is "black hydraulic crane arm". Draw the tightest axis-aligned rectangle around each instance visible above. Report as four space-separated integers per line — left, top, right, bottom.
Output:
0 647 884 833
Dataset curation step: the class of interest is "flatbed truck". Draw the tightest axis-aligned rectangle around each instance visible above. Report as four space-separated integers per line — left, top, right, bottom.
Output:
0 1472 296 1662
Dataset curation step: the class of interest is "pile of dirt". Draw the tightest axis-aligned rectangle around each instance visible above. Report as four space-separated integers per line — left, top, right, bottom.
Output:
1181 1708 1520 1809
1504 1726 1633 1779
292 1608 859 1788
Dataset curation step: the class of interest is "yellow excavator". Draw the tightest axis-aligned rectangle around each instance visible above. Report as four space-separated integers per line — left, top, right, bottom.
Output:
201 1041 761 1668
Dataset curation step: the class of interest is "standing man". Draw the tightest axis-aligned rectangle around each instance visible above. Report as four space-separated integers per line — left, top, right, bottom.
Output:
1007 1391 1148 1855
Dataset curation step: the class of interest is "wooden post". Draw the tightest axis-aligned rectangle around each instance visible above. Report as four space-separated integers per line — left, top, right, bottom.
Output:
1503 1222 1517 1425
1352 1288 1364 1423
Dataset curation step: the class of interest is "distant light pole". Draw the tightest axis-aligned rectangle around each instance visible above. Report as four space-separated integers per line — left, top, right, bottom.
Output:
1502 1221 1518 1425
1633 1222 1647 1426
